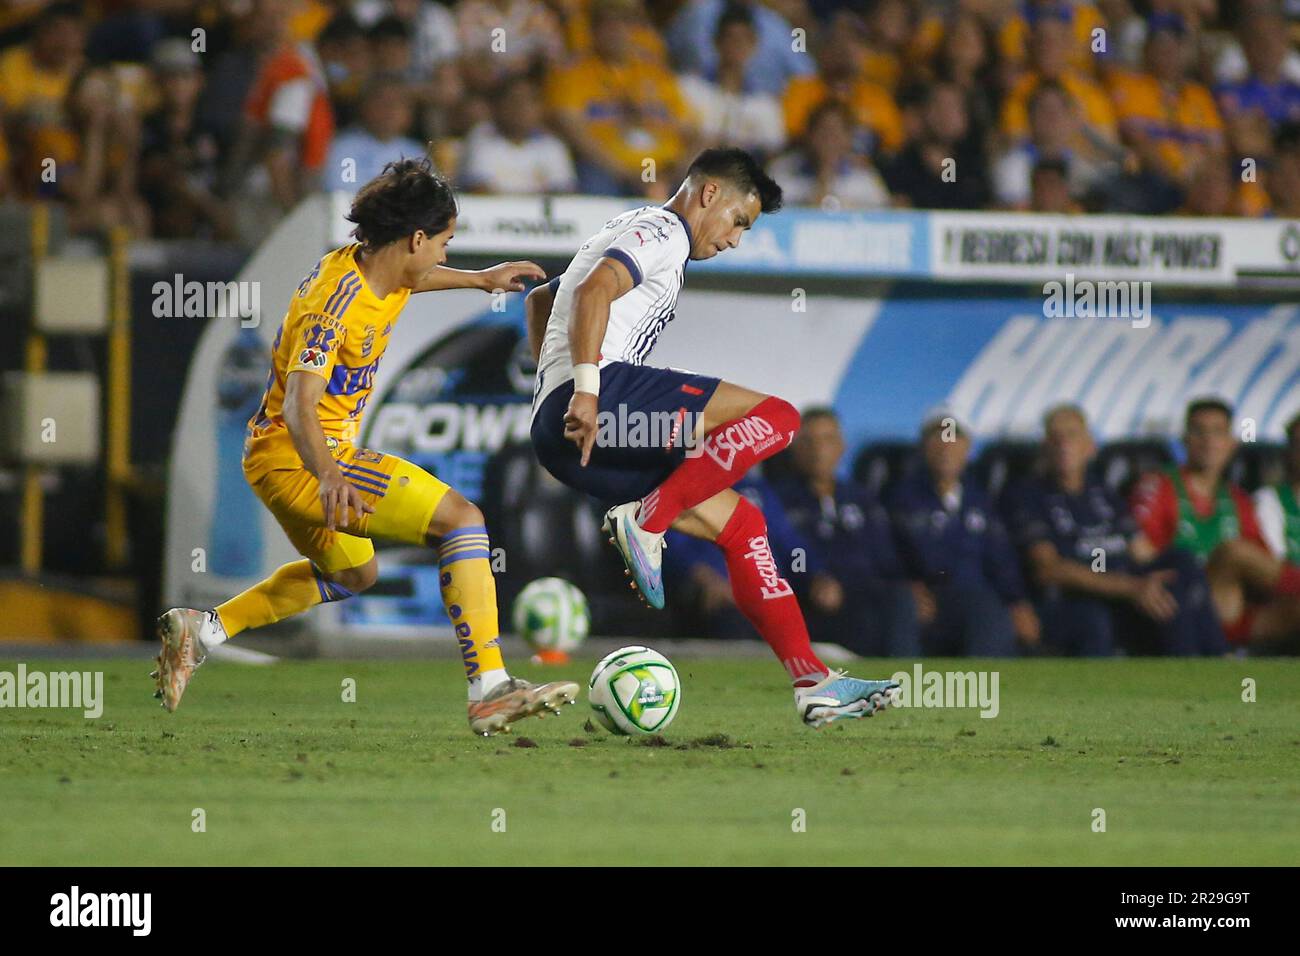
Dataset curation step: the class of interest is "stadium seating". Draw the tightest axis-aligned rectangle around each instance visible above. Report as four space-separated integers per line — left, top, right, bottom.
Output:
970 439 1042 500
851 441 920 499
1095 438 1177 497
1228 442 1287 493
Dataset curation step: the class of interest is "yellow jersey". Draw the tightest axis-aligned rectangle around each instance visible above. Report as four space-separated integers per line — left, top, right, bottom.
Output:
243 244 410 482
1107 70 1223 179
543 54 694 176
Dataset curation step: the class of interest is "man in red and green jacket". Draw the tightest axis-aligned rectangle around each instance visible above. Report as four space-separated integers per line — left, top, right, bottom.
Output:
1131 397 1300 648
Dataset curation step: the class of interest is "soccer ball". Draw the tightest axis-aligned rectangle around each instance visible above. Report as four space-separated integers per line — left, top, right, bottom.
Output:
588 645 681 736
512 577 590 655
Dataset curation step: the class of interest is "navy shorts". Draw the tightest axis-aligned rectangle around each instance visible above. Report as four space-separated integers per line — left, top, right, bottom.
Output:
530 361 721 505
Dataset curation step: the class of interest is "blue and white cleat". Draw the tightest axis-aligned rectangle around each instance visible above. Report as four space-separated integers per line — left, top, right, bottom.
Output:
796 670 900 729
602 501 666 609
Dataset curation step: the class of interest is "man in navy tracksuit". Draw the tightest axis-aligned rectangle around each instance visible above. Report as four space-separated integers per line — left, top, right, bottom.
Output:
999 403 1225 656
887 411 1039 656
772 408 920 657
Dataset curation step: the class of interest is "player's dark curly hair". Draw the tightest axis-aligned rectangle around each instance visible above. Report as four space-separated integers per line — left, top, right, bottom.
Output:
686 147 783 214
346 158 458 250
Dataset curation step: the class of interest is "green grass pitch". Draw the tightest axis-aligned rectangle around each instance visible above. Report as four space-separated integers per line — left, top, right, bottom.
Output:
1 657 1296 865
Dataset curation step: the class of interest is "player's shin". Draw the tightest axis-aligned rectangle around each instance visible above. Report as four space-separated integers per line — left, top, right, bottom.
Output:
436 525 508 699
638 396 800 534
215 559 345 638
715 497 828 686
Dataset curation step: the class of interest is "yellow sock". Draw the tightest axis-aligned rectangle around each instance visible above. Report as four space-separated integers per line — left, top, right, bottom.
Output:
216 559 350 637
437 526 506 680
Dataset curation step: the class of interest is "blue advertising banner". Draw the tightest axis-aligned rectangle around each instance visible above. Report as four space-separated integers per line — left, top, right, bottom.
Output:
691 208 931 276
832 297 1300 452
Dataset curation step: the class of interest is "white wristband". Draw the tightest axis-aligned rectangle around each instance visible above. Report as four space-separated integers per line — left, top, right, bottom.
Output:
573 363 600 396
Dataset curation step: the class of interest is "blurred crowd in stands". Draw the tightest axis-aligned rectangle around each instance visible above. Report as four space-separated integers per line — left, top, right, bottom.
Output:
660 397 1300 656
3 0 1300 244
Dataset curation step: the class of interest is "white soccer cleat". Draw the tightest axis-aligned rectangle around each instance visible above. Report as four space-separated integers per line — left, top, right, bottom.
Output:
152 608 220 712
795 670 901 729
602 501 666 609
467 676 580 737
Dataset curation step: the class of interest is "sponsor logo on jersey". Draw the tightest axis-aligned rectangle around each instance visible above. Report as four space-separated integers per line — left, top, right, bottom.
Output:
352 447 384 464
304 321 338 351
299 346 329 369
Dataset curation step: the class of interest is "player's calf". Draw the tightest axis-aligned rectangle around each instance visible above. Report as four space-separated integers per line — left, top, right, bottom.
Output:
426 489 581 733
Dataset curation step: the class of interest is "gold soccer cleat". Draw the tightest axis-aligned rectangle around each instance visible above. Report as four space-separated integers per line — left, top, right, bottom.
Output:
152 608 210 713
468 677 579 737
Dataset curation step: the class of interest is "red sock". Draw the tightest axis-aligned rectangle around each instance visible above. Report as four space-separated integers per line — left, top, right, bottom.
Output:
638 396 800 534
1276 563 1300 597
716 497 827 686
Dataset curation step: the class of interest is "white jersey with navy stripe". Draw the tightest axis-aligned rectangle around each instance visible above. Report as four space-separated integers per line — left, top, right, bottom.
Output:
532 204 691 417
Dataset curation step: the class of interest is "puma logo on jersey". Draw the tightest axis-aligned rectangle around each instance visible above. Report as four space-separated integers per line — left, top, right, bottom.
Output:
633 222 669 245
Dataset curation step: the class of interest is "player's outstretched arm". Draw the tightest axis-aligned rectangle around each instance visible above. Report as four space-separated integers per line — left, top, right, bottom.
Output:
412 261 546 293
526 278 558 363
283 371 375 530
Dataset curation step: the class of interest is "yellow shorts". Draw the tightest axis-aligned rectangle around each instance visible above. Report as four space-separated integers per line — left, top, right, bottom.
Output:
249 444 451 574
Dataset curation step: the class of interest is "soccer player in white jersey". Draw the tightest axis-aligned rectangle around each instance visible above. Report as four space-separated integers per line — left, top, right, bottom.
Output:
526 148 900 728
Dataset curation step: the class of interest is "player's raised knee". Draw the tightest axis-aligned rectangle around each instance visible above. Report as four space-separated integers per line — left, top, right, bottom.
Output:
427 489 487 540
327 561 378 595
760 395 800 446
778 396 800 432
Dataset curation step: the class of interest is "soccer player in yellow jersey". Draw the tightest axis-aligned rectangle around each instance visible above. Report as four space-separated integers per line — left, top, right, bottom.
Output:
154 159 579 735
